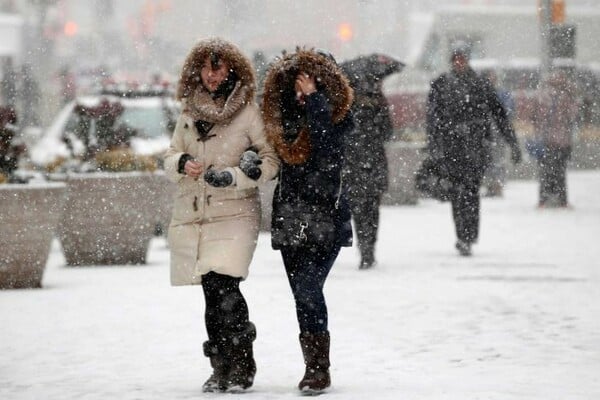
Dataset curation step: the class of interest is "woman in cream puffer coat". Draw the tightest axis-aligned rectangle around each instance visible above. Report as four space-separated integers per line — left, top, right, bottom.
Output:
164 38 279 393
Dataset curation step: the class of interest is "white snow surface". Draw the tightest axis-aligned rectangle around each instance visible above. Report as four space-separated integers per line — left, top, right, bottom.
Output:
2 171 600 400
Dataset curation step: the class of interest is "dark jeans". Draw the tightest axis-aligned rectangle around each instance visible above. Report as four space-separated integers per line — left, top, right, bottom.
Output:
539 147 570 206
202 271 249 342
281 245 341 334
450 175 482 244
348 193 380 259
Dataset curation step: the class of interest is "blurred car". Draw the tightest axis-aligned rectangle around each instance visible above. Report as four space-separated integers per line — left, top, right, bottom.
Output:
29 84 179 170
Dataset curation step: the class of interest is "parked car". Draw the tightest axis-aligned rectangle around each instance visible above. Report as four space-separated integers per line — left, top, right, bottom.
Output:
29 84 179 170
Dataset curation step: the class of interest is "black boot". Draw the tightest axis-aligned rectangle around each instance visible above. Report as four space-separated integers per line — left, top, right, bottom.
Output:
455 240 472 256
202 340 230 393
359 247 375 269
224 322 257 392
298 331 331 394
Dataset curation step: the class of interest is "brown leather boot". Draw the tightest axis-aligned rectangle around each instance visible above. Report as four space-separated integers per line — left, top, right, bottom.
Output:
202 340 230 393
224 322 257 392
298 331 331 394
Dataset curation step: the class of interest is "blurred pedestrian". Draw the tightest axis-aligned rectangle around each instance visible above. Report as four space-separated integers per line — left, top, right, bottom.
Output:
341 54 403 269
1 58 18 108
262 48 354 394
0 106 19 181
426 42 521 256
482 70 516 197
20 64 41 126
534 69 578 208
58 66 77 105
163 38 279 393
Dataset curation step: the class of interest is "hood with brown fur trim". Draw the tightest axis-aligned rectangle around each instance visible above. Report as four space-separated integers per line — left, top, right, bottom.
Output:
176 38 256 116
262 49 354 164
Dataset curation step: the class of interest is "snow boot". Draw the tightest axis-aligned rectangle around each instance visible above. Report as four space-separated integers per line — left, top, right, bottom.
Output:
202 340 230 393
298 331 331 394
224 322 257 392
455 240 472 256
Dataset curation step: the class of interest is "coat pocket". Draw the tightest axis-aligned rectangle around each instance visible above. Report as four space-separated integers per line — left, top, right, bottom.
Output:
171 180 202 224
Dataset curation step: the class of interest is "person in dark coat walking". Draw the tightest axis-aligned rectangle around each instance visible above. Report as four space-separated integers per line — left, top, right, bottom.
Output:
262 48 354 394
426 42 522 256
341 54 403 269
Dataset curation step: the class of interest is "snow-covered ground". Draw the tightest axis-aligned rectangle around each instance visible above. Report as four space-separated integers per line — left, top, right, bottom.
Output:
2 171 600 400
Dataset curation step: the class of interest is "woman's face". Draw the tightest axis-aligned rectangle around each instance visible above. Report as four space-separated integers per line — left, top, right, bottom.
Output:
200 58 230 93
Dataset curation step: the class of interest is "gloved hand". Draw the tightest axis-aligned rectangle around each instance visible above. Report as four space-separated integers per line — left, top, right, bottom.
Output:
511 144 522 164
239 149 262 180
204 168 233 187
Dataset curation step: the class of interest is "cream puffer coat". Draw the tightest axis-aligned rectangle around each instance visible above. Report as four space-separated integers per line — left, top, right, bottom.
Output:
164 38 279 286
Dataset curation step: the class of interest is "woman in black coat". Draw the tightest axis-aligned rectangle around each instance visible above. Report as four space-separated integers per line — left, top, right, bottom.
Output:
262 49 354 394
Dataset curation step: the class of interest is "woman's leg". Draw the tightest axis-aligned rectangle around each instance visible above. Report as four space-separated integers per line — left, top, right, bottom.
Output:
202 271 249 341
281 245 341 334
201 272 255 391
281 245 340 393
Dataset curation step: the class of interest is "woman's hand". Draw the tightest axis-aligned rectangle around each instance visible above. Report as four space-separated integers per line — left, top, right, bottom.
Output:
295 73 317 99
184 159 203 179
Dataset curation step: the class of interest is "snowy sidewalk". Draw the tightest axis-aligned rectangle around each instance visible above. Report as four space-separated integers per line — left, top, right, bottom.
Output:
2 171 600 400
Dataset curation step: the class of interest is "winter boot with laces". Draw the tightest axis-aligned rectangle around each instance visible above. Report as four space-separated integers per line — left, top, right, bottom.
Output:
298 331 331 394
223 322 257 392
202 340 230 393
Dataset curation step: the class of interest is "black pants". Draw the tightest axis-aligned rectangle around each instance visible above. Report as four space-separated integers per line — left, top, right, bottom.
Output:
539 147 570 206
202 271 249 342
281 245 341 334
450 175 482 244
348 193 380 258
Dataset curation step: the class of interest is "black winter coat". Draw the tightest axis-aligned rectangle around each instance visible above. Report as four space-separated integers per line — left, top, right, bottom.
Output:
272 92 354 250
343 92 393 196
426 67 518 180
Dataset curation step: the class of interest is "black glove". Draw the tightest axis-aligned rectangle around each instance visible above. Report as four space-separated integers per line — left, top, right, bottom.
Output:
178 153 194 174
204 168 233 187
511 144 522 164
239 149 262 180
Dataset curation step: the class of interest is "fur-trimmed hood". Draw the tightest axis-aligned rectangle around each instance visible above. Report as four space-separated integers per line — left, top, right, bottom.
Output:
262 49 354 164
176 38 256 123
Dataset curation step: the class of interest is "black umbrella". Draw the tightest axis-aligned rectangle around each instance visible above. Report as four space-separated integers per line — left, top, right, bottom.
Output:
340 54 405 94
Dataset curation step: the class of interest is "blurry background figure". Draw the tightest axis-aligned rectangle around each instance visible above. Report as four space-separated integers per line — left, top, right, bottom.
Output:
341 54 404 269
252 51 268 85
1 58 18 108
58 66 77 105
19 64 41 127
0 105 22 182
426 41 521 257
252 51 269 104
533 69 579 208
481 70 515 197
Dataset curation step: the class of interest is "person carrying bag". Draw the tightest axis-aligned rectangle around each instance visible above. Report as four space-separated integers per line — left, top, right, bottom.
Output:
261 48 354 394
